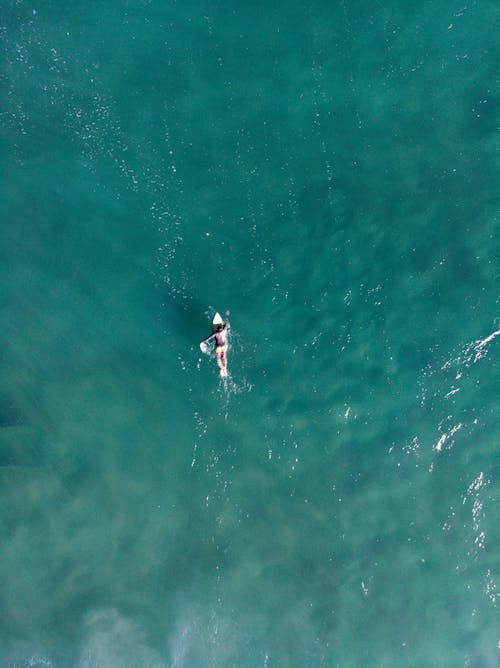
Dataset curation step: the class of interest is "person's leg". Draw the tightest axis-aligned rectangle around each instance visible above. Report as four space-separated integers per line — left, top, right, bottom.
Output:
217 354 224 372
217 347 228 376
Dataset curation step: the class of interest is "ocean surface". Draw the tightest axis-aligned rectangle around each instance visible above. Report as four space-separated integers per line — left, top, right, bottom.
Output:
1 1 499 666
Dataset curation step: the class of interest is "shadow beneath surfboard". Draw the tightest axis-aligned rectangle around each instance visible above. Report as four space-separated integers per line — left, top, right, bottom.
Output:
160 292 216 345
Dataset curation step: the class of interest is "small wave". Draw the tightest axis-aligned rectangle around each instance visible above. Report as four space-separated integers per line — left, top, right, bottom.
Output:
462 471 492 561
26 658 53 668
75 609 165 668
441 327 500 372
434 422 463 452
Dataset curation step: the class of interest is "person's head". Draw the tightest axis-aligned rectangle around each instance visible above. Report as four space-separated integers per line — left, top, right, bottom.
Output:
217 323 224 331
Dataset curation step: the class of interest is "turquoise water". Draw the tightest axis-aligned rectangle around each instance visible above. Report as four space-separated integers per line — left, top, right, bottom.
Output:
1 1 499 666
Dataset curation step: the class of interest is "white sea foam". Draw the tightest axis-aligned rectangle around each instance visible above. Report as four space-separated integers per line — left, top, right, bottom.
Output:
26 657 53 668
441 327 500 371
434 422 463 451
75 609 165 668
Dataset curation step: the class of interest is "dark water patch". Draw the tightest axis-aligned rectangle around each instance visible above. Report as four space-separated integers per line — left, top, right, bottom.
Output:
0 398 23 428
0 426 47 468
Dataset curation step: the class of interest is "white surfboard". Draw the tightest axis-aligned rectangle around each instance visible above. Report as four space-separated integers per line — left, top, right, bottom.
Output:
212 312 223 327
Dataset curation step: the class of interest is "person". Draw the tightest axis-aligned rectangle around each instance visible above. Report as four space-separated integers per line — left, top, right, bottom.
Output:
200 311 230 377
213 316 230 378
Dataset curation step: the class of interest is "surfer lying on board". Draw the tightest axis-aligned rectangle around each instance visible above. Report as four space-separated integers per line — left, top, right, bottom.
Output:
214 320 229 378
199 311 230 378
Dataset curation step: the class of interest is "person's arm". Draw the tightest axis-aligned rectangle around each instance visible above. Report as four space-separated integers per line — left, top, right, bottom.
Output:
200 332 216 345
225 310 231 331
